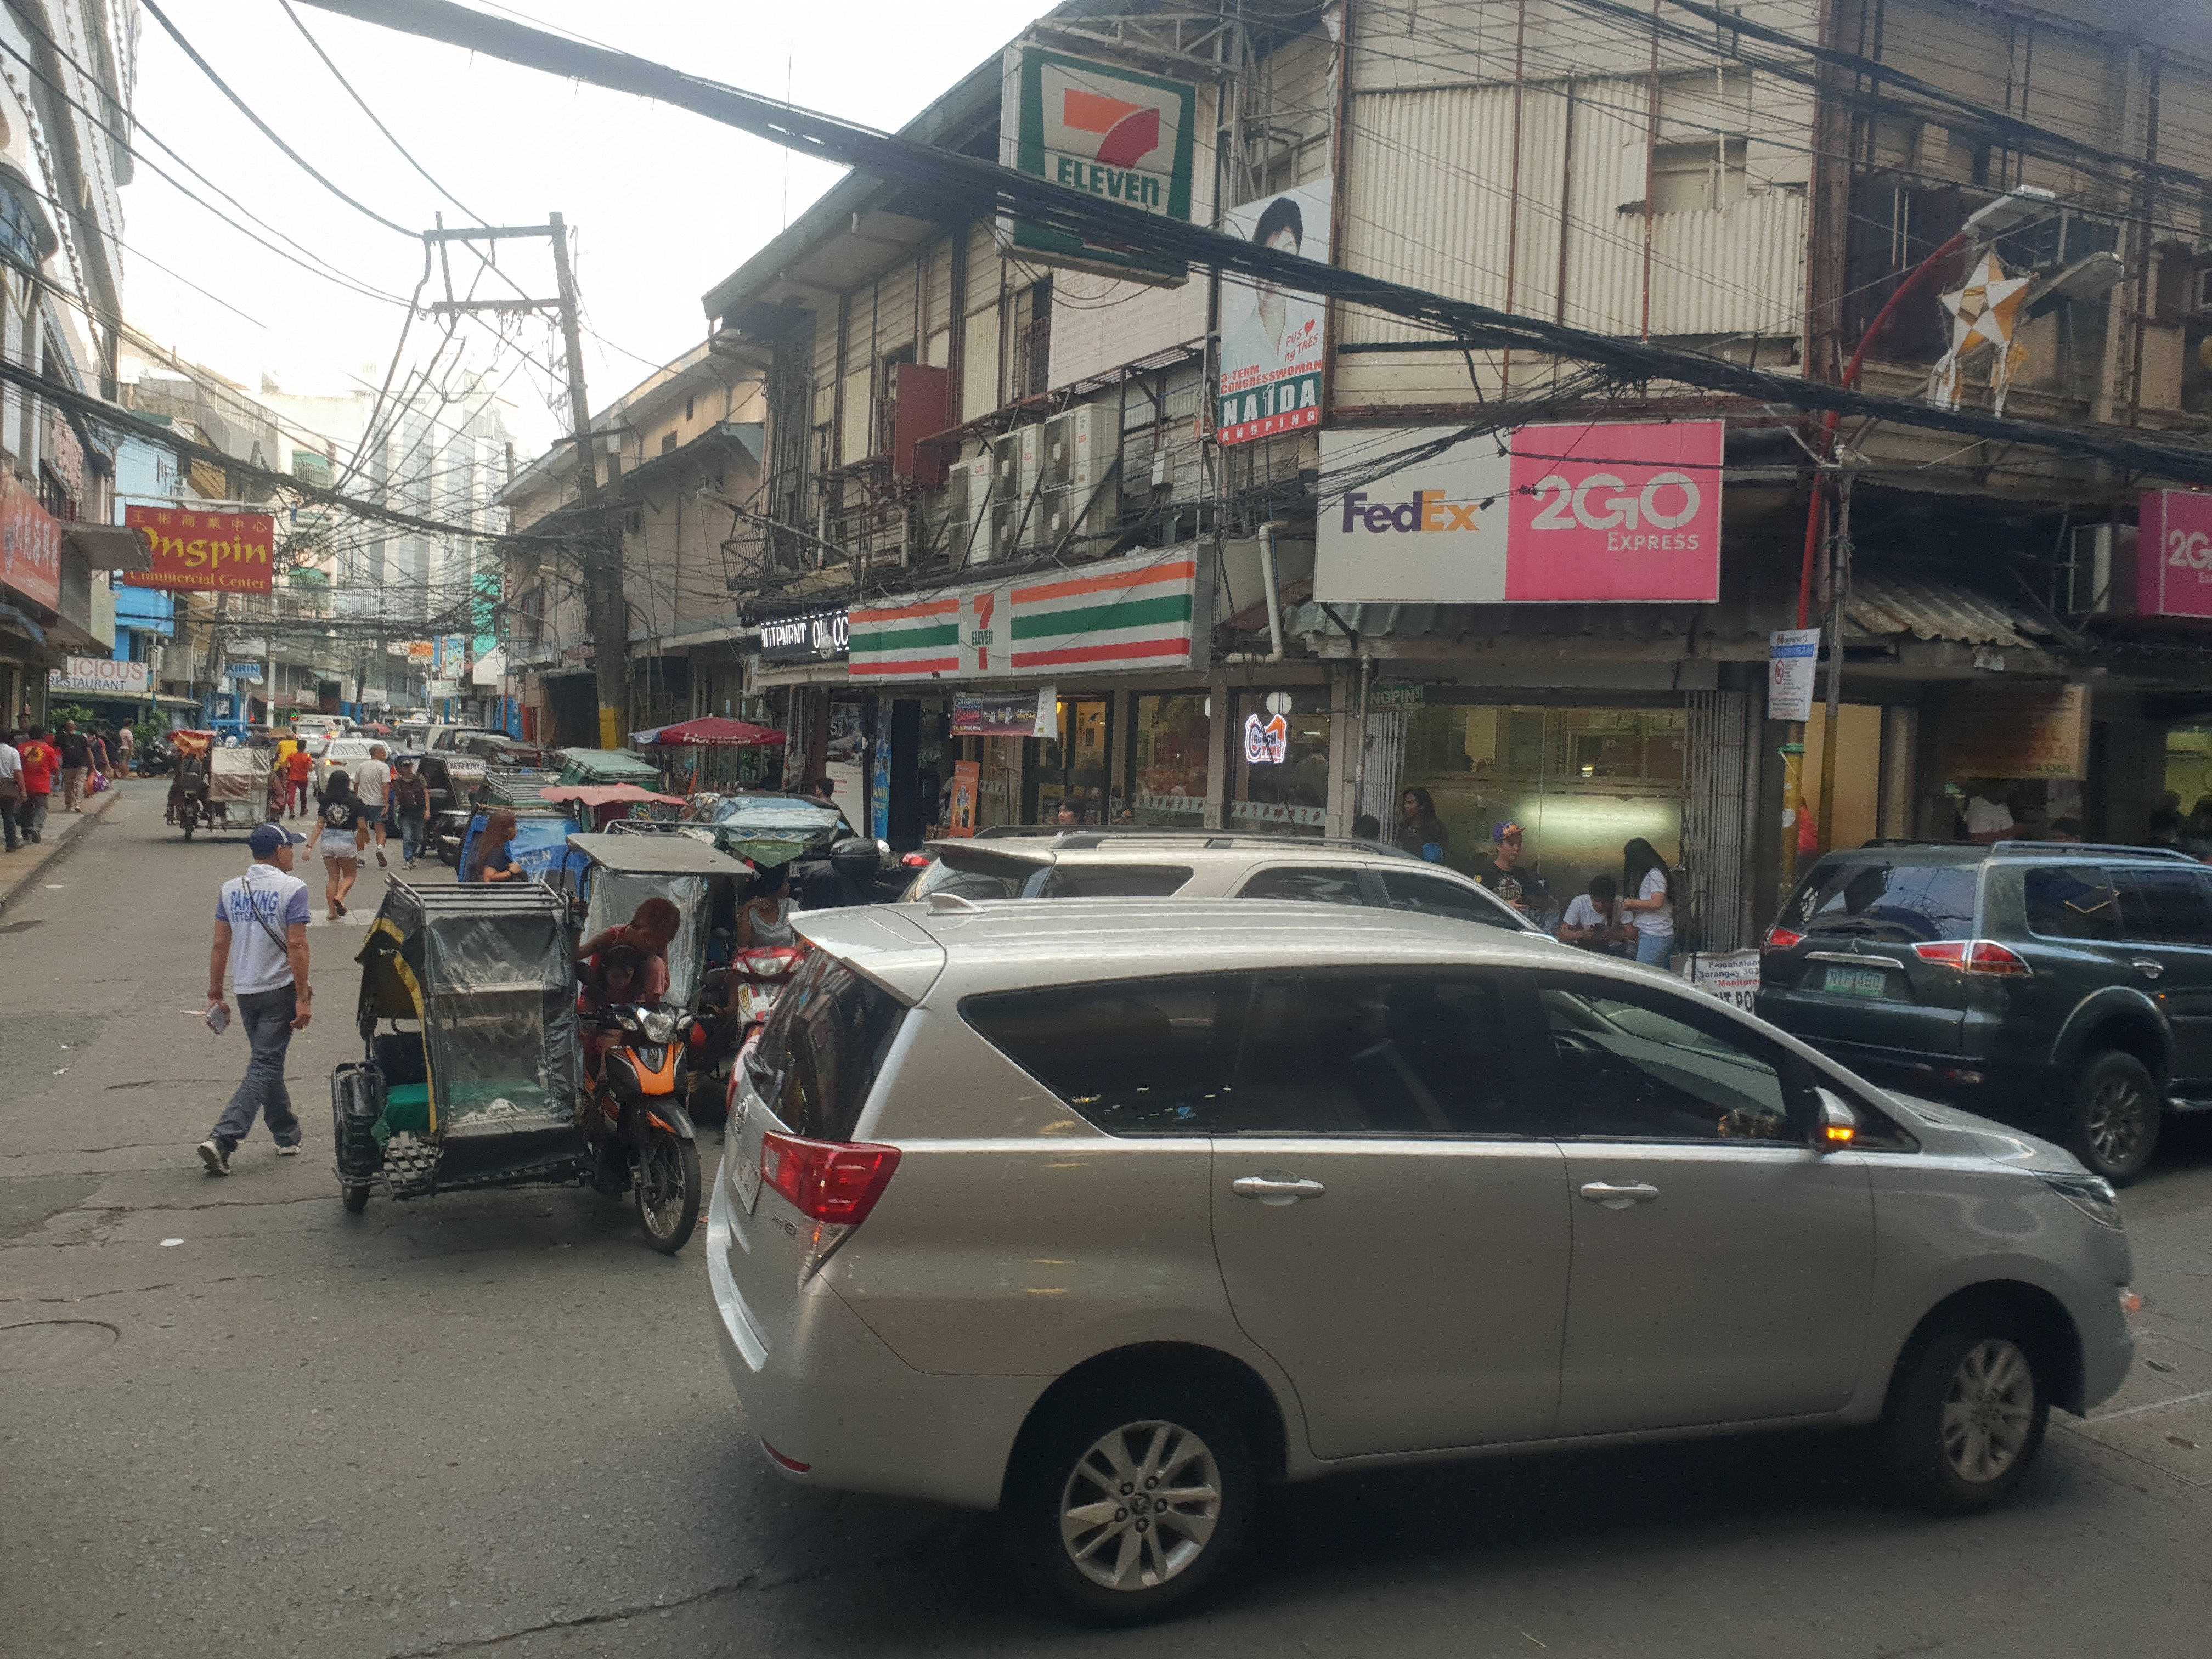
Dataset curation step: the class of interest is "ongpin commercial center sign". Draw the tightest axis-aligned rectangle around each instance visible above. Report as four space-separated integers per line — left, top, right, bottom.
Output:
1315 421 1724 604
122 506 275 593
1001 46 1197 278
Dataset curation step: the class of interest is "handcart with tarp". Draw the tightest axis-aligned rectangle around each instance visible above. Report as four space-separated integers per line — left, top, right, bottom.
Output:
328 879 702 1249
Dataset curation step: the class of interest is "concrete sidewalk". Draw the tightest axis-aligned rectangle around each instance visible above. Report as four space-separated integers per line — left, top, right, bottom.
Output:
0 776 127 914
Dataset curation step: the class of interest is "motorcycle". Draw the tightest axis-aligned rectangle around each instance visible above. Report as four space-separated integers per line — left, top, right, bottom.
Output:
582 991 703 1254
720 944 808 1117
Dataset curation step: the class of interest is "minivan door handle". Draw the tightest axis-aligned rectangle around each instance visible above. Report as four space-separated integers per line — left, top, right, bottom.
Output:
2132 958 2165 980
1579 1181 1660 1208
1232 1173 1327 1205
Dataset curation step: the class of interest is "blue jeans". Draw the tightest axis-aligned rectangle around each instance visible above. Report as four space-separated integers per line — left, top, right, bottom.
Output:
212 985 301 1150
398 810 425 864
1634 929 1673 965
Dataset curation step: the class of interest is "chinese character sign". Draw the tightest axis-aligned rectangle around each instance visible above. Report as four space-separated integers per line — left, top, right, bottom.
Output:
121 506 275 593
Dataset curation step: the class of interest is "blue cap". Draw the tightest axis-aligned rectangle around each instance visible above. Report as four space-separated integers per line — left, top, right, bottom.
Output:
249 822 308 857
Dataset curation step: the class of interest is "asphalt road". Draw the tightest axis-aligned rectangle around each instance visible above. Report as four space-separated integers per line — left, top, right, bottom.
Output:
3 785 2209 1658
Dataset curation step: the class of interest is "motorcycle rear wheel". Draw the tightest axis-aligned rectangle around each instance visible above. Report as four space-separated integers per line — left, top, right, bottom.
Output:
635 1130 699 1254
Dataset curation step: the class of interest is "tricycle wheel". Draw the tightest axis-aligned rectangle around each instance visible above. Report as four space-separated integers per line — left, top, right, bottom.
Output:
342 1183 370 1214
182 821 195 840
635 1130 699 1254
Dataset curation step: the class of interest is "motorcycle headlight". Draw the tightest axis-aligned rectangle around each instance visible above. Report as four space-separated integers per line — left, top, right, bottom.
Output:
639 1009 676 1044
2038 1172 2124 1229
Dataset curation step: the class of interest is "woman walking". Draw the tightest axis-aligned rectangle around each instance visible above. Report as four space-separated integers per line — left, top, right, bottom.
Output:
1395 786 1450 862
317 769 364 920
1620 837 1677 966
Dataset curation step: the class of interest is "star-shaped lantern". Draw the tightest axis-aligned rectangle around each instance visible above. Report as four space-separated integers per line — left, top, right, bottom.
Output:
1931 252 2034 413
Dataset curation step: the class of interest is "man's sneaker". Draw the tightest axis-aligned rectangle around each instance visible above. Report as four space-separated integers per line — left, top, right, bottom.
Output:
196 1138 230 1176
274 1142 301 1157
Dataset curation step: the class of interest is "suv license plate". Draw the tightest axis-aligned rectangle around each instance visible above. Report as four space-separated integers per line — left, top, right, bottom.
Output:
1822 964 1889 998
732 1147 763 1214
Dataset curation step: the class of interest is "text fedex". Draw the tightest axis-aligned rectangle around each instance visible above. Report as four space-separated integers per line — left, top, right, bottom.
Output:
1341 471 1703 552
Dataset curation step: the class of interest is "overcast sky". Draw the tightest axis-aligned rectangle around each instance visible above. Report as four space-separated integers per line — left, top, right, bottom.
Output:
123 1 1047 460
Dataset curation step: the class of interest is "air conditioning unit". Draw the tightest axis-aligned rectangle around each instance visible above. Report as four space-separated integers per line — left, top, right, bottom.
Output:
989 496 1024 562
2188 266 2212 317
946 453 992 565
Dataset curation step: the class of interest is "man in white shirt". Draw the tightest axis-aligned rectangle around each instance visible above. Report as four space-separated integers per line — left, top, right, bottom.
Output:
198 823 314 1175
353 742 393 869
1963 782 2016 843
0 733 19 853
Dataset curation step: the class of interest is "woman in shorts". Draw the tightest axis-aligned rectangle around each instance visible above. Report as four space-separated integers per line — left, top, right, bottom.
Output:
317 769 364 920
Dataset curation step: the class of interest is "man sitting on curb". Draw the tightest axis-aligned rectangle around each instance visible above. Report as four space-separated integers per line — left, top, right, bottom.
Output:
198 822 314 1175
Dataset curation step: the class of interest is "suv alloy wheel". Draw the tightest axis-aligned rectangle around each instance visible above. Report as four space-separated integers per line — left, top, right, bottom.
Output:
1879 1310 2050 1514
1006 1383 1254 1623
2064 1051 2160 1185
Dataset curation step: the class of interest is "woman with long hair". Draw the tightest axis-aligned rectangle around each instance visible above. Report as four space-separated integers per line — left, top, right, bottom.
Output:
1620 837 1677 966
1396 786 1450 862
467 808 523 883
316 769 363 920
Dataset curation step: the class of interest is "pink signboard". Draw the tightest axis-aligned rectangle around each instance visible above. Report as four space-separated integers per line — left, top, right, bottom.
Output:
2138 490 2212 620
0 472 61 614
1503 421 1724 602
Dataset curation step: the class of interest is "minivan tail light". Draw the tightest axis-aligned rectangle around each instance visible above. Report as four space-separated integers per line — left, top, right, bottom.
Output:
1912 939 2033 977
1762 926 1804 952
759 1132 902 1224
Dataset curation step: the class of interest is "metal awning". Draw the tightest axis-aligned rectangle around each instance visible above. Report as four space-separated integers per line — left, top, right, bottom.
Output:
67 522 150 571
1845 568 2052 650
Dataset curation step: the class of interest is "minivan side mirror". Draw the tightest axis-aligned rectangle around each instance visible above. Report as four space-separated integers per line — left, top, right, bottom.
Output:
1812 1087 1860 1151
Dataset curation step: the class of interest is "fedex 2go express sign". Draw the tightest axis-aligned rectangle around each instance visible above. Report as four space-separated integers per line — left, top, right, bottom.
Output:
1314 421 1724 605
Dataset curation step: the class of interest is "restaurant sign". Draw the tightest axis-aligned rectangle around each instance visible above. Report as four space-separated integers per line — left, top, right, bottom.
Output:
121 506 275 593
49 655 150 695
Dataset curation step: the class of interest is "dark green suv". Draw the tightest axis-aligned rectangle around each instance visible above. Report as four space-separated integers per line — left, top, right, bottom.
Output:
1758 840 2212 1183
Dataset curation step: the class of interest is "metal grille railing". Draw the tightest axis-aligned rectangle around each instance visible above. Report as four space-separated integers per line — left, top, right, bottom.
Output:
1683 689 1752 952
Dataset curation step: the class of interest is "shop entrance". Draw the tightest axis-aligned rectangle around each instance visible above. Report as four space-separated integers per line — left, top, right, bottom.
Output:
1026 695 1110 824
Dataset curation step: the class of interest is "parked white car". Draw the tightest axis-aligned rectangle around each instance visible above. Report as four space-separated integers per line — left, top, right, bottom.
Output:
707 898 2135 1621
909 830 1545 936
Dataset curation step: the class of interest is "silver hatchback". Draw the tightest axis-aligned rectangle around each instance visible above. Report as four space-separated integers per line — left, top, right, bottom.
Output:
706 899 2135 1621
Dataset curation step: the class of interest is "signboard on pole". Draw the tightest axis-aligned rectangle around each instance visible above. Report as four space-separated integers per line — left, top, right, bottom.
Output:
1768 628 1821 722
1215 180 1332 446
999 46 1197 282
121 506 275 593
1315 421 1724 603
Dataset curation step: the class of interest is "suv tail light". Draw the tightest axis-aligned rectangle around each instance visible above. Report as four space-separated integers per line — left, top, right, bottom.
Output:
1762 926 1804 952
1912 939 2033 977
758 1131 903 1289
759 1132 902 1224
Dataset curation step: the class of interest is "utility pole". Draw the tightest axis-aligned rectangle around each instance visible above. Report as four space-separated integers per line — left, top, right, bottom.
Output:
420 213 631 748
548 212 629 747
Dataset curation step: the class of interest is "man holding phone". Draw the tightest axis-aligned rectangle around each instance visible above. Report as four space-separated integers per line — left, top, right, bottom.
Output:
198 822 314 1175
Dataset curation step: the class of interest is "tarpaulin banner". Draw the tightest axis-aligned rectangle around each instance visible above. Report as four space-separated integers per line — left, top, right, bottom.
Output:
0 473 62 612
122 506 275 593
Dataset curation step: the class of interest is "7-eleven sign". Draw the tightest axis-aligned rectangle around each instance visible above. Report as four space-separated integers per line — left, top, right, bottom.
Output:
1001 45 1198 279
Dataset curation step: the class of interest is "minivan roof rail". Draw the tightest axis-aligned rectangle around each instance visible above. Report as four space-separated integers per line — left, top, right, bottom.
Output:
972 826 1417 858
1852 837 2200 865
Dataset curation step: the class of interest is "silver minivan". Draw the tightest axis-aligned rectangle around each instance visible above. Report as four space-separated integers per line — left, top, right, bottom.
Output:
706 899 2135 1621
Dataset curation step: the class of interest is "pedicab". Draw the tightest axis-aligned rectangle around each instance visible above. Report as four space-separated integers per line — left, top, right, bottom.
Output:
166 732 278 838
330 879 703 1250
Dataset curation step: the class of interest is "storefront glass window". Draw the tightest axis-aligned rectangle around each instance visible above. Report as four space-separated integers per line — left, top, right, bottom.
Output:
975 735 1021 831
1398 705 1685 905
1130 693 1209 826
1034 696 1110 823
1232 688 1331 837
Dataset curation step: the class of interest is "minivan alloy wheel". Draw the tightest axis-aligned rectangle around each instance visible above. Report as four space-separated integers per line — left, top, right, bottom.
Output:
1942 1339 2036 1483
2085 1074 2152 1171
1059 1420 1222 1591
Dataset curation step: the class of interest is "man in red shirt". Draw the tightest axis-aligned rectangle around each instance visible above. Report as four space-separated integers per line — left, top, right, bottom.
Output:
16 726 58 844
284 743 312 818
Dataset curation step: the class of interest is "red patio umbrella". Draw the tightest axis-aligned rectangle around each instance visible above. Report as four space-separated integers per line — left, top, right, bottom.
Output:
628 716 787 748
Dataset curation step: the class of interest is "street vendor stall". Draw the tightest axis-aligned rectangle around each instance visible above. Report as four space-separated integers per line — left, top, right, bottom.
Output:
629 716 786 794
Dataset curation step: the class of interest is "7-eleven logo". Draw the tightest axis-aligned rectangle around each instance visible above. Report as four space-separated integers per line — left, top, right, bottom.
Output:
1041 61 1180 200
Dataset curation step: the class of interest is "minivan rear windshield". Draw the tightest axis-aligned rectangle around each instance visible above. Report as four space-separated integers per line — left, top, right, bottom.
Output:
743 951 906 1141
1785 860 1976 943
